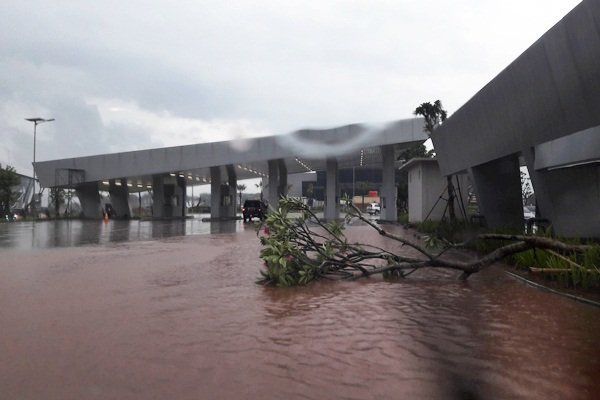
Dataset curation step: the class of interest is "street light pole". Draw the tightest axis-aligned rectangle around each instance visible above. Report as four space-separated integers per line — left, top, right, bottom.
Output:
25 117 54 206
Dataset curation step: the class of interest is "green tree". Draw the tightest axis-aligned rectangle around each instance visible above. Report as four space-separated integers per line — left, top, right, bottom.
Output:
236 183 246 210
49 187 65 217
0 164 21 220
414 100 457 222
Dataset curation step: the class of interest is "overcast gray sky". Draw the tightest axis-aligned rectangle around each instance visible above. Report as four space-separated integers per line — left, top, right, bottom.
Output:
1 0 581 177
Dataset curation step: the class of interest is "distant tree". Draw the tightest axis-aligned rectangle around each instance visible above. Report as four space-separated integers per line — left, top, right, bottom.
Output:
237 183 246 209
0 164 21 220
414 100 456 222
49 187 65 217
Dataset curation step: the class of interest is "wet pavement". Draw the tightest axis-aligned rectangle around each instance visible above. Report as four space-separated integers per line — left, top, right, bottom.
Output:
0 220 599 399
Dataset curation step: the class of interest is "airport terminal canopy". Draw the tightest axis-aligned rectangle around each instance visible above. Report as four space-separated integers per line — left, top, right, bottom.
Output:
34 118 427 190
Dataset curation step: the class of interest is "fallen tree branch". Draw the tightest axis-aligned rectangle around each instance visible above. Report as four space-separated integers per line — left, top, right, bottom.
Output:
256 197 599 286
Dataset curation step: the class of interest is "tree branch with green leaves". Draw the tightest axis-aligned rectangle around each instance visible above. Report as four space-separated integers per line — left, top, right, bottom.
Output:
257 197 597 286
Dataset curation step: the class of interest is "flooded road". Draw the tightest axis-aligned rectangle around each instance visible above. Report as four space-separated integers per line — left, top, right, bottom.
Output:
0 221 599 399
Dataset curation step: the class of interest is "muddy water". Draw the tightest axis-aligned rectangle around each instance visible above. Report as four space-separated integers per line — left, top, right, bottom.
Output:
0 223 599 399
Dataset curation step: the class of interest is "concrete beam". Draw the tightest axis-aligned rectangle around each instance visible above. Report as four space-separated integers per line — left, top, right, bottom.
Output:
470 154 523 230
75 182 101 219
325 158 339 220
380 145 397 221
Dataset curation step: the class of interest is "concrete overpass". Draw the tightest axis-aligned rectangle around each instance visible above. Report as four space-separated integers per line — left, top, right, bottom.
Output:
432 0 600 238
35 118 427 221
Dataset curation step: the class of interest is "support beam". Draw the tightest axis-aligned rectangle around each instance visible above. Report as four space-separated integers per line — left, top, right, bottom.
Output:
109 178 131 219
325 158 339 220
75 182 101 219
470 154 523 230
210 167 222 219
380 145 397 221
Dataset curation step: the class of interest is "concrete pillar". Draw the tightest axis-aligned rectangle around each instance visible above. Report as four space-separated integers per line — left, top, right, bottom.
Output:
175 176 186 218
109 178 131 219
380 144 397 221
278 160 288 198
76 182 102 219
210 166 222 219
151 174 184 219
152 175 165 218
225 164 237 217
470 154 523 230
267 159 279 210
523 147 599 237
325 158 339 220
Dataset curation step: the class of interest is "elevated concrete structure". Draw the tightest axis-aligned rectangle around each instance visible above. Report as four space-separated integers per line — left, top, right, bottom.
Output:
35 118 427 220
432 0 600 237
108 179 131 218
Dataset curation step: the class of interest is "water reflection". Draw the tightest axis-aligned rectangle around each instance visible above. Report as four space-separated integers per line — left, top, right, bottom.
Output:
0 215 248 250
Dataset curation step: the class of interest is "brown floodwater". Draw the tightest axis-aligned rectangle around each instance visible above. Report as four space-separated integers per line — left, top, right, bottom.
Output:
0 221 599 399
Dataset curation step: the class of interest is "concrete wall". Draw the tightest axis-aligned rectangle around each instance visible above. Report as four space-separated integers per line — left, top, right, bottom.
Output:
406 160 469 223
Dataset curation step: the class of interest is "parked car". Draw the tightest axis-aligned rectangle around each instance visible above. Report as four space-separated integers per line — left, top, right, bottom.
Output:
366 202 381 215
243 200 266 222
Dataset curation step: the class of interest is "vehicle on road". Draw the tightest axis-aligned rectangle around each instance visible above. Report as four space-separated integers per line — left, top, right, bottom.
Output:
243 200 266 222
366 202 381 215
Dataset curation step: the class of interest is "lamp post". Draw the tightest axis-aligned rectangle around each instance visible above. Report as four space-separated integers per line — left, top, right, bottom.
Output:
25 117 54 207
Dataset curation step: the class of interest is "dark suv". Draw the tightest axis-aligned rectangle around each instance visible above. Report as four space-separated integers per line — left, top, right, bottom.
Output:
242 200 266 222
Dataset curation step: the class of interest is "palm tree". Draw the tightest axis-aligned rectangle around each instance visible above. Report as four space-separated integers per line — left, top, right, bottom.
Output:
236 184 246 210
255 181 264 201
414 100 456 222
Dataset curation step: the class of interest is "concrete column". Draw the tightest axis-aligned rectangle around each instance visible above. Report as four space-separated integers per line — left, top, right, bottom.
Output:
210 166 222 219
278 160 288 198
109 178 131 219
380 144 397 221
175 176 186 218
152 175 165 218
523 147 599 237
267 159 279 210
76 182 102 219
470 154 523 230
225 164 237 217
325 158 339 220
